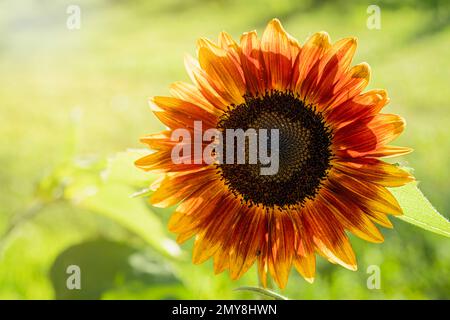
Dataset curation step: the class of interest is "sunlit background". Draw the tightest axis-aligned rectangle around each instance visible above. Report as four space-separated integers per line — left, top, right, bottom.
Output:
0 0 449 299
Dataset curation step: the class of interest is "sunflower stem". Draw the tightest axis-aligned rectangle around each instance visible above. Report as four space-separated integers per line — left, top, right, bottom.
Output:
234 286 288 300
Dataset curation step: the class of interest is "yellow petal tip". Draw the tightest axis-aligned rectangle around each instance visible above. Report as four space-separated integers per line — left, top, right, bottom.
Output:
310 31 331 48
304 277 315 284
349 36 358 45
352 62 371 79
267 18 285 32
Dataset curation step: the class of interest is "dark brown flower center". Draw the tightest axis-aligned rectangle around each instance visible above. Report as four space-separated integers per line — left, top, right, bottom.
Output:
217 90 333 209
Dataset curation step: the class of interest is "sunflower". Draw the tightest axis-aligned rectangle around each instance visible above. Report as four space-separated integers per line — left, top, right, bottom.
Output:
135 19 414 288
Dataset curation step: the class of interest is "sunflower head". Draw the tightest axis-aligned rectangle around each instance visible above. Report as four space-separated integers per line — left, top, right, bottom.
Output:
136 19 414 288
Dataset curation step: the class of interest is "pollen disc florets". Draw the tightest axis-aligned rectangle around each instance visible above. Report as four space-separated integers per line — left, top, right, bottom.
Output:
217 90 333 209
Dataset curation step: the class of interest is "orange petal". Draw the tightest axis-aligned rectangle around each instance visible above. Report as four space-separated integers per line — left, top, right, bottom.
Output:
327 171 403 216
308 37 358 108
197 42 246 105
150 96 217 129
290 211 316 281
293 254 316 283
303 204 357 271
333 158 414 187
168 181 225 235
364 145 413 158
184 54 230 109
150 168 216 207
318 188 384 243
293 31 331 96
135 149 205 173
212 197 247 274
192 197 241 265
313 236 357 271
169 81 223 116
218 31 241 64
192 199 242 265
213 253 230 275
218 31 238 50
320 177 394 229
261 19 299 91
140 130 173 149
267 212 295 289
192 233 217 265
365 210 394 228
178 193 235 248
318 37 357 82
322 62 371 112
240 31 266 95
257 223 270 287
324 89 389 128
229 207 265 280
334 113 406 157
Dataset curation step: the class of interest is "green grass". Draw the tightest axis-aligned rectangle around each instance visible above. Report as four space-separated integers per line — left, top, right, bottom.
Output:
0 0 449 299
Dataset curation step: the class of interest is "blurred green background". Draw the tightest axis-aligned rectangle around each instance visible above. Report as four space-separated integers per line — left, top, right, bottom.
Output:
0 0 449 299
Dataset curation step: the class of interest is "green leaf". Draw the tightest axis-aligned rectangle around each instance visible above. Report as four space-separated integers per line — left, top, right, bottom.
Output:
50 239 181 299
79 184 182 258
389 182 450 237
57 150 179 258
234 286 288 300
